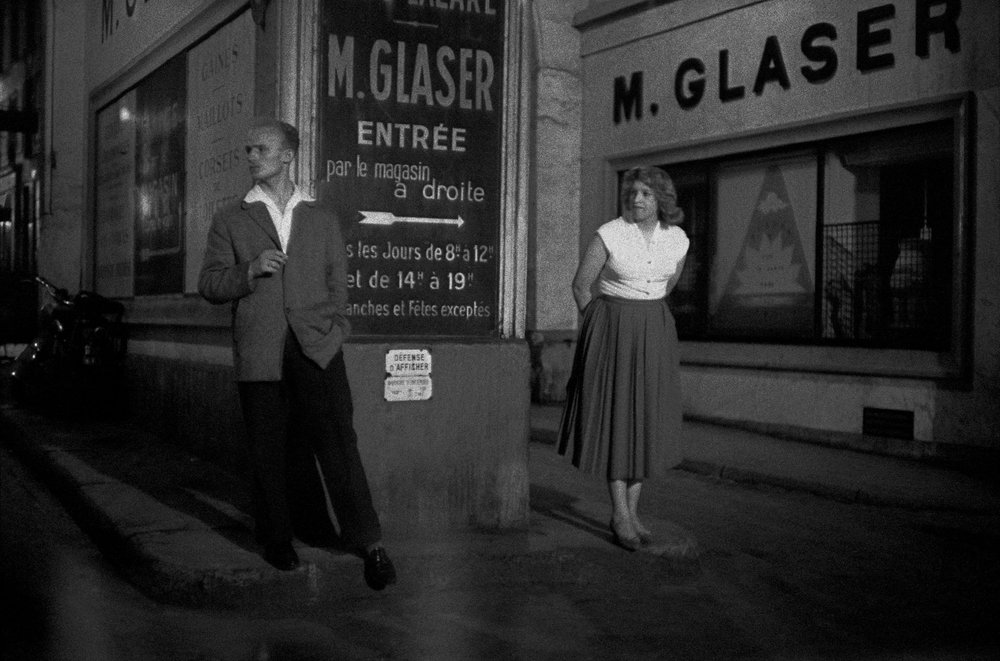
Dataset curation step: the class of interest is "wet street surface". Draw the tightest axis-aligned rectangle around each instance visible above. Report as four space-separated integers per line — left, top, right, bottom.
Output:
3 438 999 660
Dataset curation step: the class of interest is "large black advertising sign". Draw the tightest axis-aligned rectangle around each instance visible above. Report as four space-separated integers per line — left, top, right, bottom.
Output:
317 0 505 336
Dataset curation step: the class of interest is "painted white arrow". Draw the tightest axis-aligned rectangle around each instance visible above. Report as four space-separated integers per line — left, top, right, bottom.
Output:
392 19 438 29
359 211 464 228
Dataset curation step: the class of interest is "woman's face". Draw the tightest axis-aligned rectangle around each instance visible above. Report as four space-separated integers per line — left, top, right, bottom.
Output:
630 181 658 223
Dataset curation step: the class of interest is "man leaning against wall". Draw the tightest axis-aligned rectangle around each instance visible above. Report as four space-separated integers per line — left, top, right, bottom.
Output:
198 119 396 591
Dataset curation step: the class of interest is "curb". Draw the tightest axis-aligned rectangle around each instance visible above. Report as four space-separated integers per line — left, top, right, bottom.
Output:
0 408 361 608
2 407 703 608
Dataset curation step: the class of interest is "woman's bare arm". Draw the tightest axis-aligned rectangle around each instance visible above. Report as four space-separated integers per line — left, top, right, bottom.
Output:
572 235 609 313
664 255 687 296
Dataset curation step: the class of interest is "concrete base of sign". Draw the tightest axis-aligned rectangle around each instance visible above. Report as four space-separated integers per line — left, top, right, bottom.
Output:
126 341 531 534
346 341 530 532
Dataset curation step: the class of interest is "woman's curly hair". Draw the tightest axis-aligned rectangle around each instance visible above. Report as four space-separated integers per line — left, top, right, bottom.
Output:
620 166 684 226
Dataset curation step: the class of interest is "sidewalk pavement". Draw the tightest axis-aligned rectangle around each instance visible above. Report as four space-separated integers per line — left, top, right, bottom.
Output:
2 402 998 609
532 404 1000 513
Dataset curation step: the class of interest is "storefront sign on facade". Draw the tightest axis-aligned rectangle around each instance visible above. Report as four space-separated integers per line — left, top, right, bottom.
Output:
585 0 973 158
614 1 961 120
317 0 505 336
91 0 204 88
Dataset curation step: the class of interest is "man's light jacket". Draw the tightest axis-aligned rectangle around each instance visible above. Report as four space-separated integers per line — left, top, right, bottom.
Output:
198 199 351 381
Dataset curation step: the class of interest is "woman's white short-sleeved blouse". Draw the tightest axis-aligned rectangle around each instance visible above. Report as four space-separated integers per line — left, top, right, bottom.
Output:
595 216 689 300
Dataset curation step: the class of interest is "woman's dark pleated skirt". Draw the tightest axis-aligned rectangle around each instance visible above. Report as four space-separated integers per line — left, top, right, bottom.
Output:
557 295 683 480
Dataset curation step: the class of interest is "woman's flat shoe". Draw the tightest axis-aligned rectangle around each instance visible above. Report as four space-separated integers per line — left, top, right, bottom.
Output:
610 517 641 552
633 519 654 545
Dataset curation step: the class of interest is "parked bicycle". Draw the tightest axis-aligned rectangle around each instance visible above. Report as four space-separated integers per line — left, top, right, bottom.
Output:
8 275 127 417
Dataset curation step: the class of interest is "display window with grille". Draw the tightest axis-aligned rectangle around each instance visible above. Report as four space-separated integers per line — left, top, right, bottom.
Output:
636 109 967 364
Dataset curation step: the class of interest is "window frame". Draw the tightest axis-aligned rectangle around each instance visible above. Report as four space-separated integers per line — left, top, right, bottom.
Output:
610 93 973 379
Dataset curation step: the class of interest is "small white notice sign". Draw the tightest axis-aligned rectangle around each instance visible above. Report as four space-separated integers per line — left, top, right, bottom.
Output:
385 349 432 376
384 375 432 401
384 349 432 401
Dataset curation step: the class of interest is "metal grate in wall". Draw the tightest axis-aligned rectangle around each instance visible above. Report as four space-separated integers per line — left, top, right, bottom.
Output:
862 407 914 440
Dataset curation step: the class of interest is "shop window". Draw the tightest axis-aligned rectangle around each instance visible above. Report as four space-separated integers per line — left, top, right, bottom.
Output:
707 152 818 341
0 205 11 273
670 171 710 337
654 118 956 353
821 122 952 350
0 6 6 71
0 172 15 274
93 10 257 299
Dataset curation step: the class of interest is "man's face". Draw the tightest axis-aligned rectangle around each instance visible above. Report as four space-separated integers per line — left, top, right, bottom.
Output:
245 127 292 184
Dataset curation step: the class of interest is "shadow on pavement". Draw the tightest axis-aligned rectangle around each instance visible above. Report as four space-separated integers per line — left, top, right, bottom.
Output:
529 483 613 546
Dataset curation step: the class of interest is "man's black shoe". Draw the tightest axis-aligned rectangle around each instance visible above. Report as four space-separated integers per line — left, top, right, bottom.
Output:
263 542 300 571
364 547 397 590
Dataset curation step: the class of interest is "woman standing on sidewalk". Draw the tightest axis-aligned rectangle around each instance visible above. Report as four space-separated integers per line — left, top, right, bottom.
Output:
558 165 689 551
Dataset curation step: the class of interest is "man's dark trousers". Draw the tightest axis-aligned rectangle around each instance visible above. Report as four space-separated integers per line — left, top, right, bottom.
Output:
238 332 382 550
